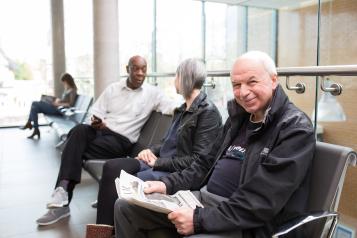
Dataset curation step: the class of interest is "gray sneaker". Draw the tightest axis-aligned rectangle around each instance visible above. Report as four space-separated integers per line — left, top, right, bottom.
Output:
36 207 70 226
46 187 69 208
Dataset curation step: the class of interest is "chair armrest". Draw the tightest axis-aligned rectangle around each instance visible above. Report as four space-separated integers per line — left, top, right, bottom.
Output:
58 106 74 114
272 211 339 238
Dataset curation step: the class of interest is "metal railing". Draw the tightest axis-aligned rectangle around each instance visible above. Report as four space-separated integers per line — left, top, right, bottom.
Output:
137 64 357 96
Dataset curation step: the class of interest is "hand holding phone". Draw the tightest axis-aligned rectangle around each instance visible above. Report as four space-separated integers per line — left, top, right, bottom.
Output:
92 115 102 124
91 115 104 130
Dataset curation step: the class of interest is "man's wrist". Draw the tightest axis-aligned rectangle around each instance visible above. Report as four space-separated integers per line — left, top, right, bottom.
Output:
160 177 173 194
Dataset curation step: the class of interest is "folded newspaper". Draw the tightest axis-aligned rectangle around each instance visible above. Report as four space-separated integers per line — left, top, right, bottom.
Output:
115 170 204 214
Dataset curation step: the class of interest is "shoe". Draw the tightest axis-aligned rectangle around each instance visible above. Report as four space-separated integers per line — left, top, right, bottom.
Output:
20 121 33 130
46 187 69 208
27 128 41 139
86 224 114 238
36 207 70 226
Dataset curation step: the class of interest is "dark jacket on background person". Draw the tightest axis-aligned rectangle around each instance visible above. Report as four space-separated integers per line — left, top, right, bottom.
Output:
151 91 222 172
161 85 316 237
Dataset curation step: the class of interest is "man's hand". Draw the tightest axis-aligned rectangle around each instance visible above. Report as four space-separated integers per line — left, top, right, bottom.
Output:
91 115 106 129
168 208 194 236
137 149 157 166
144 181 167 194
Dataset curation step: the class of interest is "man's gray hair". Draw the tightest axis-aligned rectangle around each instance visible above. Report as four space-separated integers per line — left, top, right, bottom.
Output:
176 58 206 99
237 51 277 76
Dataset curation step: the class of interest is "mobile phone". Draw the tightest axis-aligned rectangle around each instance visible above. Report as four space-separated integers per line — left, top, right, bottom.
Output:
92 115 102 123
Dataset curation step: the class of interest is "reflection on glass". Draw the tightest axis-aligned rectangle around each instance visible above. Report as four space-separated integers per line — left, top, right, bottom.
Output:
313 92 346 122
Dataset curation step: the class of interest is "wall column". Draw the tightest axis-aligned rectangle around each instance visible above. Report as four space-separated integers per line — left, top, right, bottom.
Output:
93 0 119 99
50 0 66 97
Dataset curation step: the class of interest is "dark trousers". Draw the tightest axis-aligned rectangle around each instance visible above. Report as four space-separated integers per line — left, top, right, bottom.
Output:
137 161 170 181
56 124 132 204
114 186 242 238
96 159 170 225
97 158 140 225
28 101 61 128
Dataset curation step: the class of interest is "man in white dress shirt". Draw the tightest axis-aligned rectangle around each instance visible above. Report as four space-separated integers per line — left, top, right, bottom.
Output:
36 55 177 226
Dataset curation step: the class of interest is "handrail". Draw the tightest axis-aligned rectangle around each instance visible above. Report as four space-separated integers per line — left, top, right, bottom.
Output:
81 65 357 80
277 65 357 77
136 65 357 95
119 65 357 78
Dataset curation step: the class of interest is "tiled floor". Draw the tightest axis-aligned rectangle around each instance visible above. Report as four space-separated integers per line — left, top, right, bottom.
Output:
0 127 98 238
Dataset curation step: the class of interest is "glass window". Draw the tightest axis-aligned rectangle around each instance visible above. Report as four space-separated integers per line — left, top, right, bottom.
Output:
156 0 202 73
118 0 153 74
205 3 241 119
0 0 51 127
64 0 93 96
247 7 275 56
205 2 228 71
278 4 318 68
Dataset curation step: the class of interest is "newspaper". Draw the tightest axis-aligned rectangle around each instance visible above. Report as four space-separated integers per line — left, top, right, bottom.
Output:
115 170 204 214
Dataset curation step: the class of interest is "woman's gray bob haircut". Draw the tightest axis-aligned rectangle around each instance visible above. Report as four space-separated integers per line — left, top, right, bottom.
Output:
176 58 206 99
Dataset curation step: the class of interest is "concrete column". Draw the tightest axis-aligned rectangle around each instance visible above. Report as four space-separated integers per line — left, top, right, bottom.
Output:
93 0 119 99
50 0 66 97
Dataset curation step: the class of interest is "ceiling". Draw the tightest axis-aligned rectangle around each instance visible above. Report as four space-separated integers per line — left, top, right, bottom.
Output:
195 0 322 9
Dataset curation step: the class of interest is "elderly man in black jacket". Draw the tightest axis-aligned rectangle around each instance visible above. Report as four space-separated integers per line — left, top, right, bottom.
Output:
114 51 315 238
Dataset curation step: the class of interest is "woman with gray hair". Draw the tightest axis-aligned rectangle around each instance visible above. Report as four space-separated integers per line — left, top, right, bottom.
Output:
86 58 222 237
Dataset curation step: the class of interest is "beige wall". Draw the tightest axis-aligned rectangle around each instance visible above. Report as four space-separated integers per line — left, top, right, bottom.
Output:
278 0 357 219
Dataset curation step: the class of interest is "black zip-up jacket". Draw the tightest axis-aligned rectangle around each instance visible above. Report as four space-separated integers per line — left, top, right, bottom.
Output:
161 85 315 237
151 91 222 172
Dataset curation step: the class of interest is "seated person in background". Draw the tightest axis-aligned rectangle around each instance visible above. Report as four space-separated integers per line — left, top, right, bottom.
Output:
20 72 77 139
85 58 222 237
36 55 178 226
114 51 316 238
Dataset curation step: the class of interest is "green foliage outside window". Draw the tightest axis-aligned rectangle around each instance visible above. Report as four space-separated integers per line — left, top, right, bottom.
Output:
14 61 33 80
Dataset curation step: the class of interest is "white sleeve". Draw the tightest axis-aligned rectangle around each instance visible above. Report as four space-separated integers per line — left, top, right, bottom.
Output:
90 85 111 119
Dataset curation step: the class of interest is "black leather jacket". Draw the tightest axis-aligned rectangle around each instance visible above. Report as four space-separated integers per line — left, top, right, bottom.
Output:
151 91 222 173
161 85 315 237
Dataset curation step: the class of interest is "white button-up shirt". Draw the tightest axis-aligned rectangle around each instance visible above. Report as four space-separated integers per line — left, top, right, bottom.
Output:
90 79 178 143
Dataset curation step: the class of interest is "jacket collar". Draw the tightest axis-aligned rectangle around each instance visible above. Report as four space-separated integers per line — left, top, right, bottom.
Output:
227 85 289 137
176 91 208 113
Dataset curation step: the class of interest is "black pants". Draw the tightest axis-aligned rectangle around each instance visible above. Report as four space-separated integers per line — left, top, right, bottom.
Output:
96 158 140 225
55 124 132 204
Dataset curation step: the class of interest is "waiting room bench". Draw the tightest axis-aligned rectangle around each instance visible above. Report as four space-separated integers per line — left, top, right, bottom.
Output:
82 111 173 182
45 94 93 142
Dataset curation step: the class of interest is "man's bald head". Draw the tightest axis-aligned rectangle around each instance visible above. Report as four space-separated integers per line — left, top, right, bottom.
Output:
126 55 147 90
128 55 147 68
